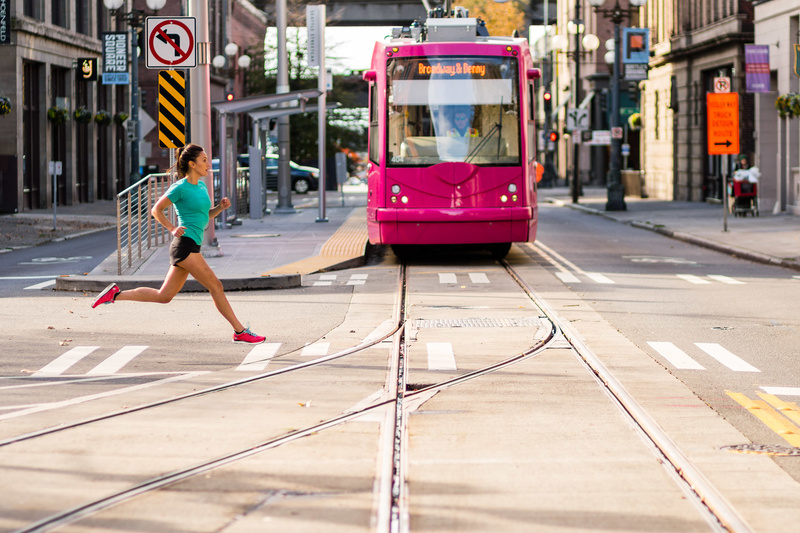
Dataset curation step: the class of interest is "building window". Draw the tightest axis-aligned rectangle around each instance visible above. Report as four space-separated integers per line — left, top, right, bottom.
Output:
23 0 43 20
77 0 89 35
53 0 67 28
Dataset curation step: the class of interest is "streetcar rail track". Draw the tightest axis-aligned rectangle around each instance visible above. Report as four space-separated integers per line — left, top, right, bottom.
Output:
7 256 754 532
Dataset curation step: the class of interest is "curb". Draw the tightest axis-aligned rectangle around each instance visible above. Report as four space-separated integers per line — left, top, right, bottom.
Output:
55 273 301 293
547 198 800 273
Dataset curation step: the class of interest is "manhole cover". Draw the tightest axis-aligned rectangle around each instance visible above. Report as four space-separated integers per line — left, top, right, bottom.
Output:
721 444 800 456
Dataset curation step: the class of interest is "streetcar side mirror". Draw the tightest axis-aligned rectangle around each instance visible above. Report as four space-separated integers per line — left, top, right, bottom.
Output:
527 68 541 80
363 70 377 82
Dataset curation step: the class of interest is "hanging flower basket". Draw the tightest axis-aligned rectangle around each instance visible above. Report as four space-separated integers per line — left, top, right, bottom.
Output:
775 93 800 119
47 106 70 125
74 106 92 124
94 109 112 126
114 111 129 125
628 112 642 130
0 96 11 116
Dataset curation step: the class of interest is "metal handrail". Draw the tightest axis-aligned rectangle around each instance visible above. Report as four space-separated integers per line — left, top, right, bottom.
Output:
116 172 176 275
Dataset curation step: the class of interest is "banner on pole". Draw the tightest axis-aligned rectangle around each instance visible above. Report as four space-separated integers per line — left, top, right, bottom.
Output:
795 44 800 78
745 44 770 92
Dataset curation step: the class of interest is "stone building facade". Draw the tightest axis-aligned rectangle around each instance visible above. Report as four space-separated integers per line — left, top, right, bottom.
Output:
640 0 755 203
0 0 265 214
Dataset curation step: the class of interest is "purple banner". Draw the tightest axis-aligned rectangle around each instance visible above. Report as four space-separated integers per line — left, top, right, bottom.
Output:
745 44 770 93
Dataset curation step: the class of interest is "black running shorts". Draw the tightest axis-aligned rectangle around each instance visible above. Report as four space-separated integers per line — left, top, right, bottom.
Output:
169 236 201 266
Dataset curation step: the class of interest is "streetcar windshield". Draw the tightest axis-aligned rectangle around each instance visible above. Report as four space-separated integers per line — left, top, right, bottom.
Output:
386 56 520 167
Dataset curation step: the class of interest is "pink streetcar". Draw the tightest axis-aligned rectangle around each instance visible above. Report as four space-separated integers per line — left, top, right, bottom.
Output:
362 9 542 259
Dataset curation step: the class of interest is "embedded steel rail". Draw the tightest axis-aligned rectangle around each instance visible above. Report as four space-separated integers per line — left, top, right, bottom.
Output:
501 258 753 533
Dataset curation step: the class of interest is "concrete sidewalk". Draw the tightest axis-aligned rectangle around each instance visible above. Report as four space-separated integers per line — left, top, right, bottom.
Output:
540 186 800 272
53 187 371 293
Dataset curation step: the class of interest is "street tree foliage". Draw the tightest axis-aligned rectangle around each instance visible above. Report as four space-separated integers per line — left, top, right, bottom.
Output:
457 0 527 38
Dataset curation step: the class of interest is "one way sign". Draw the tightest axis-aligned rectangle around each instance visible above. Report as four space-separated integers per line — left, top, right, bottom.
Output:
566 109 589 132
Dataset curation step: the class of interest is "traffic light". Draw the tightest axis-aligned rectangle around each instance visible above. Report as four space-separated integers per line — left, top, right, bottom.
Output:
226 92 234 102
548 131 559 143
543 91 552 103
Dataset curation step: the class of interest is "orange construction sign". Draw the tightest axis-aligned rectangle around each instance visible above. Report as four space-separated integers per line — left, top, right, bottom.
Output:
707 93 740 155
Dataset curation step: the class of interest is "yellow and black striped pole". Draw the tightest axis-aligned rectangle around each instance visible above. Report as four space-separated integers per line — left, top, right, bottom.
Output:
158 70 186 149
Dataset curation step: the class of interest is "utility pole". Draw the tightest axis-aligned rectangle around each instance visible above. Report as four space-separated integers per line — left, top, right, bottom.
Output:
188 0 219 249
274 0 295 213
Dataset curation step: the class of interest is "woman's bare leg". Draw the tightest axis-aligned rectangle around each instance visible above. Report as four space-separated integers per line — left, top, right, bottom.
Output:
169 253 245 332
115 265 189 304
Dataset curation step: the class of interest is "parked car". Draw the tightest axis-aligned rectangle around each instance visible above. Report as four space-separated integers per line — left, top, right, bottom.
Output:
239 154 319 194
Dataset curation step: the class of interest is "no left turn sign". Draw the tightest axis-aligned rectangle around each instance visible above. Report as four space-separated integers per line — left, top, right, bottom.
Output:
145 17 196 69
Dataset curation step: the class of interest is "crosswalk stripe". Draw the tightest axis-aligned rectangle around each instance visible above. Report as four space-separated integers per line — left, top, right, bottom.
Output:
555 272 581 283
438 273 458 284
427 342 457 371
23 279 57 290
34 346 99 376
86 346 148 375
585 273 614 284
677 274 712 284
695 343 760 372
707 275 745 285
647 342 705 370
301 342 330 357
313 281 333 286
761 386 800 396
236 343 281 371
469 273 490 284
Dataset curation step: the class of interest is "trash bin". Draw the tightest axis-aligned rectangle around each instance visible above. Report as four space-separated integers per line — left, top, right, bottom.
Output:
621 170 642 197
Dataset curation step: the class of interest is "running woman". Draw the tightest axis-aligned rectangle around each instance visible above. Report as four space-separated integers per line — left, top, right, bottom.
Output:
92 143 266 344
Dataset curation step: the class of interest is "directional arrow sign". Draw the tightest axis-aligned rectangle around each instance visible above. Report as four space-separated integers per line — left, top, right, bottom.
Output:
707 92 739 155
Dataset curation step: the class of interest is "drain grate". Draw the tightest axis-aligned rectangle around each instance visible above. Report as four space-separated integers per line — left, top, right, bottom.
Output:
721 444 800 456
413 317 540 328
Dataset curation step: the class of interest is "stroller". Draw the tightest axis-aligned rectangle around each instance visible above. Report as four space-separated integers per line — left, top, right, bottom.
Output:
729 167 760 217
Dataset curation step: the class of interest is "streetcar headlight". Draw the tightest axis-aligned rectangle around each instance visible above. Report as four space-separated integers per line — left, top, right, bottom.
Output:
391 196 397 203
501 195 508 203
512 194 518 202
507 183 517 193
401 196 409 204
391 184 401 194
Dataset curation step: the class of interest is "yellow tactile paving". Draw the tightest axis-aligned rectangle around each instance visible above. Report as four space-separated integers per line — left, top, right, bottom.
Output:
261 207 369 277
727 390 800 447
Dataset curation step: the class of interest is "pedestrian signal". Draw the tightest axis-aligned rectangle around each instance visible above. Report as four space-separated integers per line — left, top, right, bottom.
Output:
548 131 559 142
543 91 552 102
226 92 234 102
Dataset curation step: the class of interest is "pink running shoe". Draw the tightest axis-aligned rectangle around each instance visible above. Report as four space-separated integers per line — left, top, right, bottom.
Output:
92 283 120 308
233 325 266 344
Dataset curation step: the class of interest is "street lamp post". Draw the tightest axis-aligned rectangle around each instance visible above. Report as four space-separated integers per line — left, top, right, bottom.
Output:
552 24 599 204
587 0 647 211
102 0 166 184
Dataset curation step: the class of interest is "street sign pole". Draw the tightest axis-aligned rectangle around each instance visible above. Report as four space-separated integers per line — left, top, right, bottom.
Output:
188 0 218 251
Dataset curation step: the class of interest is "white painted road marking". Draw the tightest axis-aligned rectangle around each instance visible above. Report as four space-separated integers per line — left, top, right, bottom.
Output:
23 279 57 290
707 275 745 285
34 346 100 376
427 342 457 371
86 346 148 375
555 272 581 284
694 343 760 372
236 343 281 371
677 274 712 284
761 386 800 396
438 273 458 284
468 273 490 284
585 273 614 284
301 342 330 357
647 342 706 370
